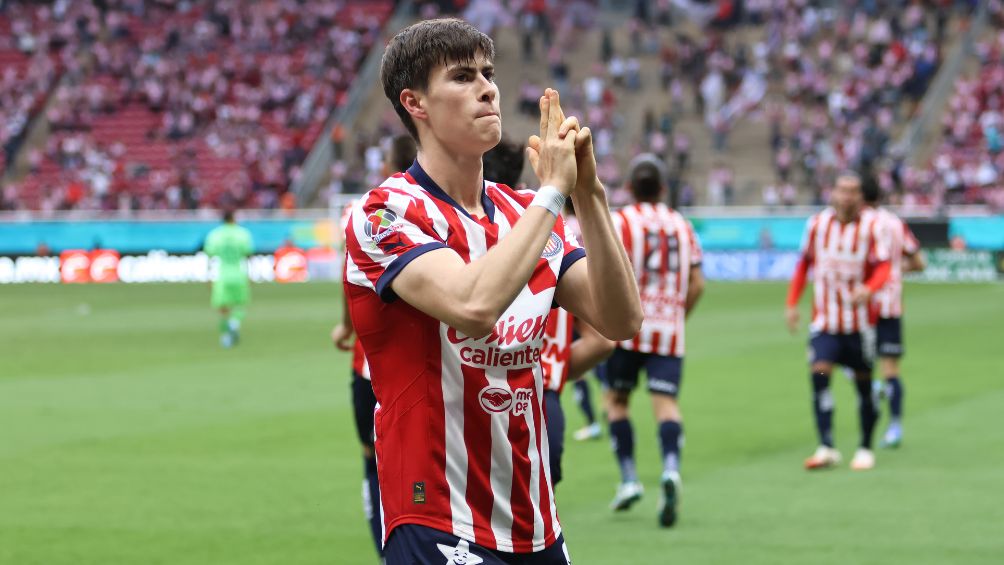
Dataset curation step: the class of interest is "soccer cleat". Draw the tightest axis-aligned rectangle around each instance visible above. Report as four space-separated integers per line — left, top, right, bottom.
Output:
610 481 644 511
220 332 234 349
850 448 876 471
573 422 602 441
804 446 841 470
880 423 902 449
658 471 681 528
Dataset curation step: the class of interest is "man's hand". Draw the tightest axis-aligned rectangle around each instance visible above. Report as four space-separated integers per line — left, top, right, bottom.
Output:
526 88 578 195
331 323 353 351
785 306 800 335
851 285 872 306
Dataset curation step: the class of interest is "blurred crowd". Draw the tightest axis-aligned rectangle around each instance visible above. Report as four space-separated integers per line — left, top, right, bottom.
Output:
2 0 1002 212
1 0 389 212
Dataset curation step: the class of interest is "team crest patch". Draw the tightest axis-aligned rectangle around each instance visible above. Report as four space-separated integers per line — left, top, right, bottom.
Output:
364 209 401 243
542 232 563 258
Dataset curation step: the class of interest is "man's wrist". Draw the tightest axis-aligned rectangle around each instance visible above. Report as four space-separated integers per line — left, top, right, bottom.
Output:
530 185 567 217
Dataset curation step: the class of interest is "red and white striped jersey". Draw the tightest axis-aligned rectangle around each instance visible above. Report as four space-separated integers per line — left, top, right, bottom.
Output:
541 308 574 394
612 202 702 357
351 340 371 380
799 207 890 334
343 162 584 553
873 207 920 319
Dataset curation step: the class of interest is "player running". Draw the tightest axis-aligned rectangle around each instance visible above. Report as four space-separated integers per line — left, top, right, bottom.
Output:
344 19 642 564
862 179 926 448
331 133 416 558
603 155 705 528
786 172 891 471
204 208 253 348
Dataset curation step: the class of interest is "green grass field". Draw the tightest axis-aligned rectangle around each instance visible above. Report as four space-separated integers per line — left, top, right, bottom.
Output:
2 281 1002 565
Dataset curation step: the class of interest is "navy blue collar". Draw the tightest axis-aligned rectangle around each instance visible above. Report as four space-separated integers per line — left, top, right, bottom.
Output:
407 160 495 223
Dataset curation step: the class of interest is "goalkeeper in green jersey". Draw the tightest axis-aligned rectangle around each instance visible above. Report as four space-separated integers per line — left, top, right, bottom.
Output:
204 208 254 348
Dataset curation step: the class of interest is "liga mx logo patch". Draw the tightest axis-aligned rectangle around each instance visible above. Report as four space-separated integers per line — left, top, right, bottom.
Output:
542 232 563 259
364 209 401 243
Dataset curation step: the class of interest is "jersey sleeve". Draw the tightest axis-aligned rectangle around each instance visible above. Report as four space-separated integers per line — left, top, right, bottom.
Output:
798 214 818 263
556 213 585 281
344 188 449 302
870 215 891 263
203 230 219 257
686 218 702 266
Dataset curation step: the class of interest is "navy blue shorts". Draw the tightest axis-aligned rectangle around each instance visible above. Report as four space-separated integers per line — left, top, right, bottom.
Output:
809 332 873 372
602 348 683 397
351 372 377 447
385 524 571 564
543 390 565 486
876 317 903 358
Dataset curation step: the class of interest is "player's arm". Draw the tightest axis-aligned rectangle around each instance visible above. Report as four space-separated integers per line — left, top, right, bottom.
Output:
685 265 705 319
331 291 354 351
548 129 643 341
902 225 926 272
391 90 578 339
786 219 816 334
568 319 615 381
903 249 926 272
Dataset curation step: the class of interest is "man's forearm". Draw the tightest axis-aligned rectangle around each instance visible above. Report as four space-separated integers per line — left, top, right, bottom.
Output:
571 181 641 336
393 205 560 338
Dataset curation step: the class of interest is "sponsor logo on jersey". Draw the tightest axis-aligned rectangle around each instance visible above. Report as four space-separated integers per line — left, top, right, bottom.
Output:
449 314 548 369
479 387 513 413
478 386 534 416
542 232 563 258
364 209 402 243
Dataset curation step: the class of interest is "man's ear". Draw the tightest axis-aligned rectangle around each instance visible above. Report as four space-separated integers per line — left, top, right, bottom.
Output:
400 88 427 122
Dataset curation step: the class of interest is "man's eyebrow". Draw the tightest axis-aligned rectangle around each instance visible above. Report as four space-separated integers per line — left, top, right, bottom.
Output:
447 63 495 73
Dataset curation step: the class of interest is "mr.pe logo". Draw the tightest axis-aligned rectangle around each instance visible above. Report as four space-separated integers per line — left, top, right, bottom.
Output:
478 386 533 416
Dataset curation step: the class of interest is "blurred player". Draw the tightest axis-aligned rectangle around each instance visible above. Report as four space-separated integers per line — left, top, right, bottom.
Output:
483 135 614 486
204 208 253 348
786 172 891 471
331 133 416 558
564 202 604 443
862 179 926 448
604 155 704 528
344 19 641 563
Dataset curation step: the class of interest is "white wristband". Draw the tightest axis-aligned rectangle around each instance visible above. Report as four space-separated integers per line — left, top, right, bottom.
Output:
530 185 566 218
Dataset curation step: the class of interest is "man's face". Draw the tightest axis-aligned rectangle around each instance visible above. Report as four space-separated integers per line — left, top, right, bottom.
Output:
831 175 863 217
419 52 501 155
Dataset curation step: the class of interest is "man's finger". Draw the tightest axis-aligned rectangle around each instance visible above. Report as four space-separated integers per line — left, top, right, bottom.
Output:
574 126 592 152
547 90 563 139
558 116 580 139
539 91 550 139
528 134 541 151
526 146 540 173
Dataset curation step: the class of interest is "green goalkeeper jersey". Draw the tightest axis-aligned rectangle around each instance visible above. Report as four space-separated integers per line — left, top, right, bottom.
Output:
204 223 254 283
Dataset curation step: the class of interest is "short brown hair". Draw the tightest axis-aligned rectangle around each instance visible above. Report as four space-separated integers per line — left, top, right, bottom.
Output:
629 162 664 203
380 19 495 141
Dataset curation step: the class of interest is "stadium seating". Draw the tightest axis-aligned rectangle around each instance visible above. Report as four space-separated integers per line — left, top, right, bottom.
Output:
1 0 392 211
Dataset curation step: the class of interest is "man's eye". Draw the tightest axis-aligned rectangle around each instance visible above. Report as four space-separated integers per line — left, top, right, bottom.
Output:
455 74 471 82
484 72 495 82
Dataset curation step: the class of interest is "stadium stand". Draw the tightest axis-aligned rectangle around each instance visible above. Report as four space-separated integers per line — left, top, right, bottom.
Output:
1 0 392 212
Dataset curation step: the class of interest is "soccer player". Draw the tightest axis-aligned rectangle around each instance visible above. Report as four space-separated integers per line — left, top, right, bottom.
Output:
344 18 642 564
204 208 253 348
786 172 892 471
331 133 416 558
483 134 615 486
603 155 704 528
862 179 926 448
